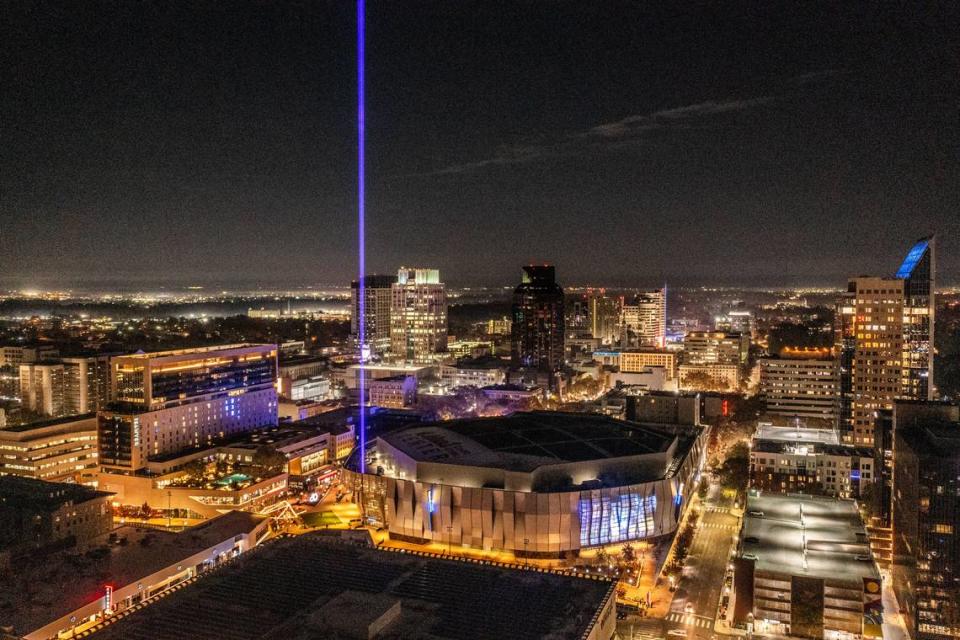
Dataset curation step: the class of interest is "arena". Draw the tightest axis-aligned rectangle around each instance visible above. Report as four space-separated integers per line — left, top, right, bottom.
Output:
345 411 707 557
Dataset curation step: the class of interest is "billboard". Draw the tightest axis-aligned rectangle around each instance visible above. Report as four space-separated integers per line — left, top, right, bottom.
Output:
863 577 883 638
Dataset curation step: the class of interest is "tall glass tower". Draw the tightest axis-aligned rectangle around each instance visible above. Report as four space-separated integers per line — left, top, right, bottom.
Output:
896 235 936 401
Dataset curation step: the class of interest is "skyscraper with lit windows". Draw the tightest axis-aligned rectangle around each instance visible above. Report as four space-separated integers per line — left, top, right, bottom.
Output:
511 265 565 386
390 267 447 363
351 274 397 359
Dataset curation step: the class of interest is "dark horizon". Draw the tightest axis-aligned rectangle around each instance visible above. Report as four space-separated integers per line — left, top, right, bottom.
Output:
2 2 958 286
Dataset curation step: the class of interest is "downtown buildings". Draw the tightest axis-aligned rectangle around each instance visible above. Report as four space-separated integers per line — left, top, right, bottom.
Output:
390 267 448 363
350 274 397 358
891 404 960 640
620 288 666 349
836 236 936 446
511 265 565 389
98 344 278 473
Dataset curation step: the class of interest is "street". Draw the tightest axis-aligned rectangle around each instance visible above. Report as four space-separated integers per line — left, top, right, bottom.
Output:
618 481 739 640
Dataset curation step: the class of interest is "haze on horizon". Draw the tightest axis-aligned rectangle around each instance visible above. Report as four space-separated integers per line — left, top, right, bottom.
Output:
2 3 957 287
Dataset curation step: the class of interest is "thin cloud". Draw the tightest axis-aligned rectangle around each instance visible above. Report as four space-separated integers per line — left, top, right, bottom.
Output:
405 70 840 177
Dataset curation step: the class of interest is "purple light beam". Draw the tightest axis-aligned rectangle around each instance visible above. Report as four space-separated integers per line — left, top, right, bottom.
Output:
357 0 366 474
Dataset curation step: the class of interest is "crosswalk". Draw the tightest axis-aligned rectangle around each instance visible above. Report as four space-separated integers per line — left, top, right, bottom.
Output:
665 613 714 628
704 506 730 513
699 522 735 530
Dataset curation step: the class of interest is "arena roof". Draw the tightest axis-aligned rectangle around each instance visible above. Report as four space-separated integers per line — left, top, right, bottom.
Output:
87 532 614 640
380 411 677 470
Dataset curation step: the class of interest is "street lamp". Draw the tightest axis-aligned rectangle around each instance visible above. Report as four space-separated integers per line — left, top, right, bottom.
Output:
523 538 529 566
445 525 452 556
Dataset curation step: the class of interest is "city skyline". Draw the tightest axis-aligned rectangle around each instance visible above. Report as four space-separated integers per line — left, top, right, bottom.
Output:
2 3 958 286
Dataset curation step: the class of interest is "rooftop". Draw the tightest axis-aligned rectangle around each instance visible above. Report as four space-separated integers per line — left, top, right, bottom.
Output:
376 411 679 472
898 423 960 456
740 493 879 584
87 532 614 640
1 511 266 636
754 424 840 445
0 411 96 434
0 475 111 512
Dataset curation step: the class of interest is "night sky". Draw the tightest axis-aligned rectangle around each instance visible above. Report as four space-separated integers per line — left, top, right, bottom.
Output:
2 2 958 287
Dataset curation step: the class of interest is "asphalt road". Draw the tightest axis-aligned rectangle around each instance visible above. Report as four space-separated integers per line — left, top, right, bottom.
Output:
619 482 740 640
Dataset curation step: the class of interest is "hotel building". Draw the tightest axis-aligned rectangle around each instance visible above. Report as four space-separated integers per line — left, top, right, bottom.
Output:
98 344 278 473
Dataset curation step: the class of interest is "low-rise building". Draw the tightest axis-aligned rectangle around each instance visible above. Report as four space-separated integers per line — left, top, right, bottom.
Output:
679 362 741 391
8 511 269 640
749 424 873 498
0 413 99 483
481 384 542 402
0 475 113 555
618 349 678 379
439 356 508 388
733 493 881 640
83 531 617 640
368 375 417 408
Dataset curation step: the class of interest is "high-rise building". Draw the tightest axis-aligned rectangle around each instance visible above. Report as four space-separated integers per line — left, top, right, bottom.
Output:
98 344 278 473
892 404 960 640
897 236 936 401
19 362 66 417
18 353 113 418
620 288 666 348
759 349 840 423
847 277 905 447
390 268 447 363
836 236 937 446
511 265 565 383
682 331 749 366
350 274 397 358
587 289 620 344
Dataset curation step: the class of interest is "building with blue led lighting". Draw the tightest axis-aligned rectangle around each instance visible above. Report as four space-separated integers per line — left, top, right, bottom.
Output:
98 344 278 473
896 235 936 401
345 411 707 557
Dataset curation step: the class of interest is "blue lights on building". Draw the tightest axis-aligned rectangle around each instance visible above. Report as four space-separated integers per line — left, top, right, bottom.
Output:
579 493 656 546
896 239 929 279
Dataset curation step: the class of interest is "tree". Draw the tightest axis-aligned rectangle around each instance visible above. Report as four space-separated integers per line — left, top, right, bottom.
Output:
252 445 287 474
183 458 208 479
718 442 750 492
622 543 637 564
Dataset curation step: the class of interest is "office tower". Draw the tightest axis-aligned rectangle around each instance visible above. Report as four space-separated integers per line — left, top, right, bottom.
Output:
759 350 841 423
892 404 960 640
19 362 66 417
834 295 856 435
62 354 113 414
0 413 99 483
511 265 565 382
350 274 397 358
587 288 620 344
0 343 59 368
714 310 755 338
620 288 666 348
19 353 114 418
897 236 936 400
390 268 447 363
682 331 749 365
98 344 278 472
847 277 905 447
